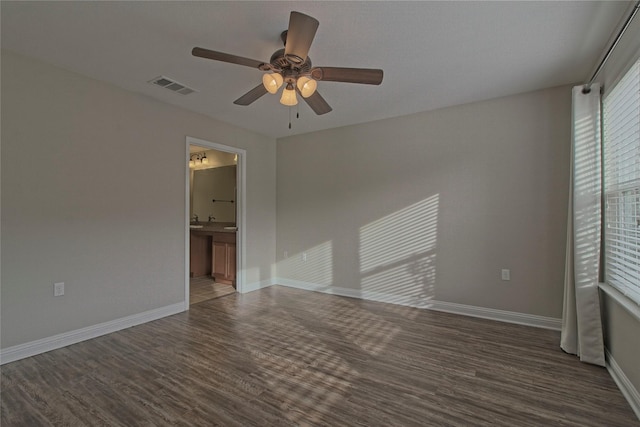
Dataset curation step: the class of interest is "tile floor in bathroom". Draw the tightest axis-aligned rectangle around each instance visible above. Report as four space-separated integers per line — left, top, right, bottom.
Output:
190 276 235 305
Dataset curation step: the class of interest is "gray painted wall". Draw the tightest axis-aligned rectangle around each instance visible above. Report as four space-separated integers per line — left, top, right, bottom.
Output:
276 85 572 318
1 51 276 348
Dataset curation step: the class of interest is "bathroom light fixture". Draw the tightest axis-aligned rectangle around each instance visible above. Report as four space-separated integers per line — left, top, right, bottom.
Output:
189 152 209 168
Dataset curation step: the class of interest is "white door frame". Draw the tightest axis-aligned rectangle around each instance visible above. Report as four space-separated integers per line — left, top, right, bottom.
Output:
185 136 247 310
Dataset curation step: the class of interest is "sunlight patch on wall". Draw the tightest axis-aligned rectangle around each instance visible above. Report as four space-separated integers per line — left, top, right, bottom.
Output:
360 195 439 273
276 241 333 286
361 254 437 308
359 195 439 304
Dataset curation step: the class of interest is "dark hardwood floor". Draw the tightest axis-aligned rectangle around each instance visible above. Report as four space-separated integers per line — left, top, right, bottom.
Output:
2 286 638 426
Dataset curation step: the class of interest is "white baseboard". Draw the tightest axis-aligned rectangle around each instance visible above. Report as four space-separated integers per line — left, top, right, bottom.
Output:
0 302 185 365
0 280 562 365
422 299 562 330
241 278 274 294
606 349 640 421
275 278 561 330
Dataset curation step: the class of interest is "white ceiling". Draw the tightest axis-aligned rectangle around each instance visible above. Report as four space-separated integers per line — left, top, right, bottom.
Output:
1 1 630 139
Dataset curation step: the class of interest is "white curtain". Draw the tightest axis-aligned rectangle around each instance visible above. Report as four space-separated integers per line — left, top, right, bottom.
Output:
560 84 605 366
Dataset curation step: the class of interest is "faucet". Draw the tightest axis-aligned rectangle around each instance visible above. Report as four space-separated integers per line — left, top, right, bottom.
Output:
208 215 216 222
191 214 198 223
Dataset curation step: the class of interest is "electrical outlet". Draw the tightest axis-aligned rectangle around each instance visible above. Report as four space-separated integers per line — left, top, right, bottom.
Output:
54 282 65 297
501 269 511 281
302 252 307 262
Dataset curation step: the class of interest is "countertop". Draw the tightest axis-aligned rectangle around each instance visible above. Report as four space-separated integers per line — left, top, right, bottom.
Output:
189 222 237 233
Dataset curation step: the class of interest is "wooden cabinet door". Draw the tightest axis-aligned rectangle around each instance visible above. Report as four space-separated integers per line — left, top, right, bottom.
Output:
213 241 226 281
226 243 236 283
211 233 236 287
190 233 211 278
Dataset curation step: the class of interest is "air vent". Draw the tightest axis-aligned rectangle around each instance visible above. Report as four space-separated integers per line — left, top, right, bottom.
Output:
148 76 196 95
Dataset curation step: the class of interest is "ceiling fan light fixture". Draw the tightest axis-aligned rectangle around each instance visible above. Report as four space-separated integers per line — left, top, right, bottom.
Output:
280 83 298 106
192 11 383 116
296 76 317 98
262 73 284 94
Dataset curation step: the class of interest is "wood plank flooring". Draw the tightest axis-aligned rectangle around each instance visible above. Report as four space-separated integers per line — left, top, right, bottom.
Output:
2 286 638 426
190 276 235 305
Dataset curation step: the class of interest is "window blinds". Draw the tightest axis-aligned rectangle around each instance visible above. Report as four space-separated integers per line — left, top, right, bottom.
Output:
603 59 640 305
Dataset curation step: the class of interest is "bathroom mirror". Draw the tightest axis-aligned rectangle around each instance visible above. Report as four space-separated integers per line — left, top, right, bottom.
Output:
191 165 236 223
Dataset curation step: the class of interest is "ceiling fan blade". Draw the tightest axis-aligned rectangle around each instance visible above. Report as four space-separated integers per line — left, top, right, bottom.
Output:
284 11 319 64
192 47 265 69
301 90 332 115
233 84 268 106
311 67 383 85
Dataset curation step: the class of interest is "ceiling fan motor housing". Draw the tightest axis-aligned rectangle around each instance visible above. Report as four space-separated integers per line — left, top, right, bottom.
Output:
268 48 312 83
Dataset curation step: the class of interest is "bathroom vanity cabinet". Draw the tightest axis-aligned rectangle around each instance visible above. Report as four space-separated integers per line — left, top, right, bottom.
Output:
189 228 236 288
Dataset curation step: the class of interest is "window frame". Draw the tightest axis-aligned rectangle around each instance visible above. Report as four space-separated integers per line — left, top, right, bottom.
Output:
602 58 640 308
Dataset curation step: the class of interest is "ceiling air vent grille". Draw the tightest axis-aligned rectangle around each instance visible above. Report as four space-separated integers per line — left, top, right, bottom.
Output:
148 76 196 95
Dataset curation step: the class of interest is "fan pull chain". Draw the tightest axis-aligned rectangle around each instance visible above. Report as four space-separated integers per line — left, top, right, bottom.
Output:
296 104 299 119
289 107 292 129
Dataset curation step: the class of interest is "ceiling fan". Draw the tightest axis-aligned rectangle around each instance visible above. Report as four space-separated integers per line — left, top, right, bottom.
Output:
192 11 384 115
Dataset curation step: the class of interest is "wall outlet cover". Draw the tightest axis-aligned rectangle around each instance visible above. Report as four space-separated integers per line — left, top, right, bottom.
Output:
54 282 65 297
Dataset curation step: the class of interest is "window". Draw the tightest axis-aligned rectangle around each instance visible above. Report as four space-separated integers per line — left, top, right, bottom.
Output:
603 59 640 305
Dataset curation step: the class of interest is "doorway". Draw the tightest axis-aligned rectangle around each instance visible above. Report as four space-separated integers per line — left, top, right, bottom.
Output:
185 137 246 309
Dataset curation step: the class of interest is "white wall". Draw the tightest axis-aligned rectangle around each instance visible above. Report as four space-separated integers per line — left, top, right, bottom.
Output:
276 85 571 319
0 51 276 348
